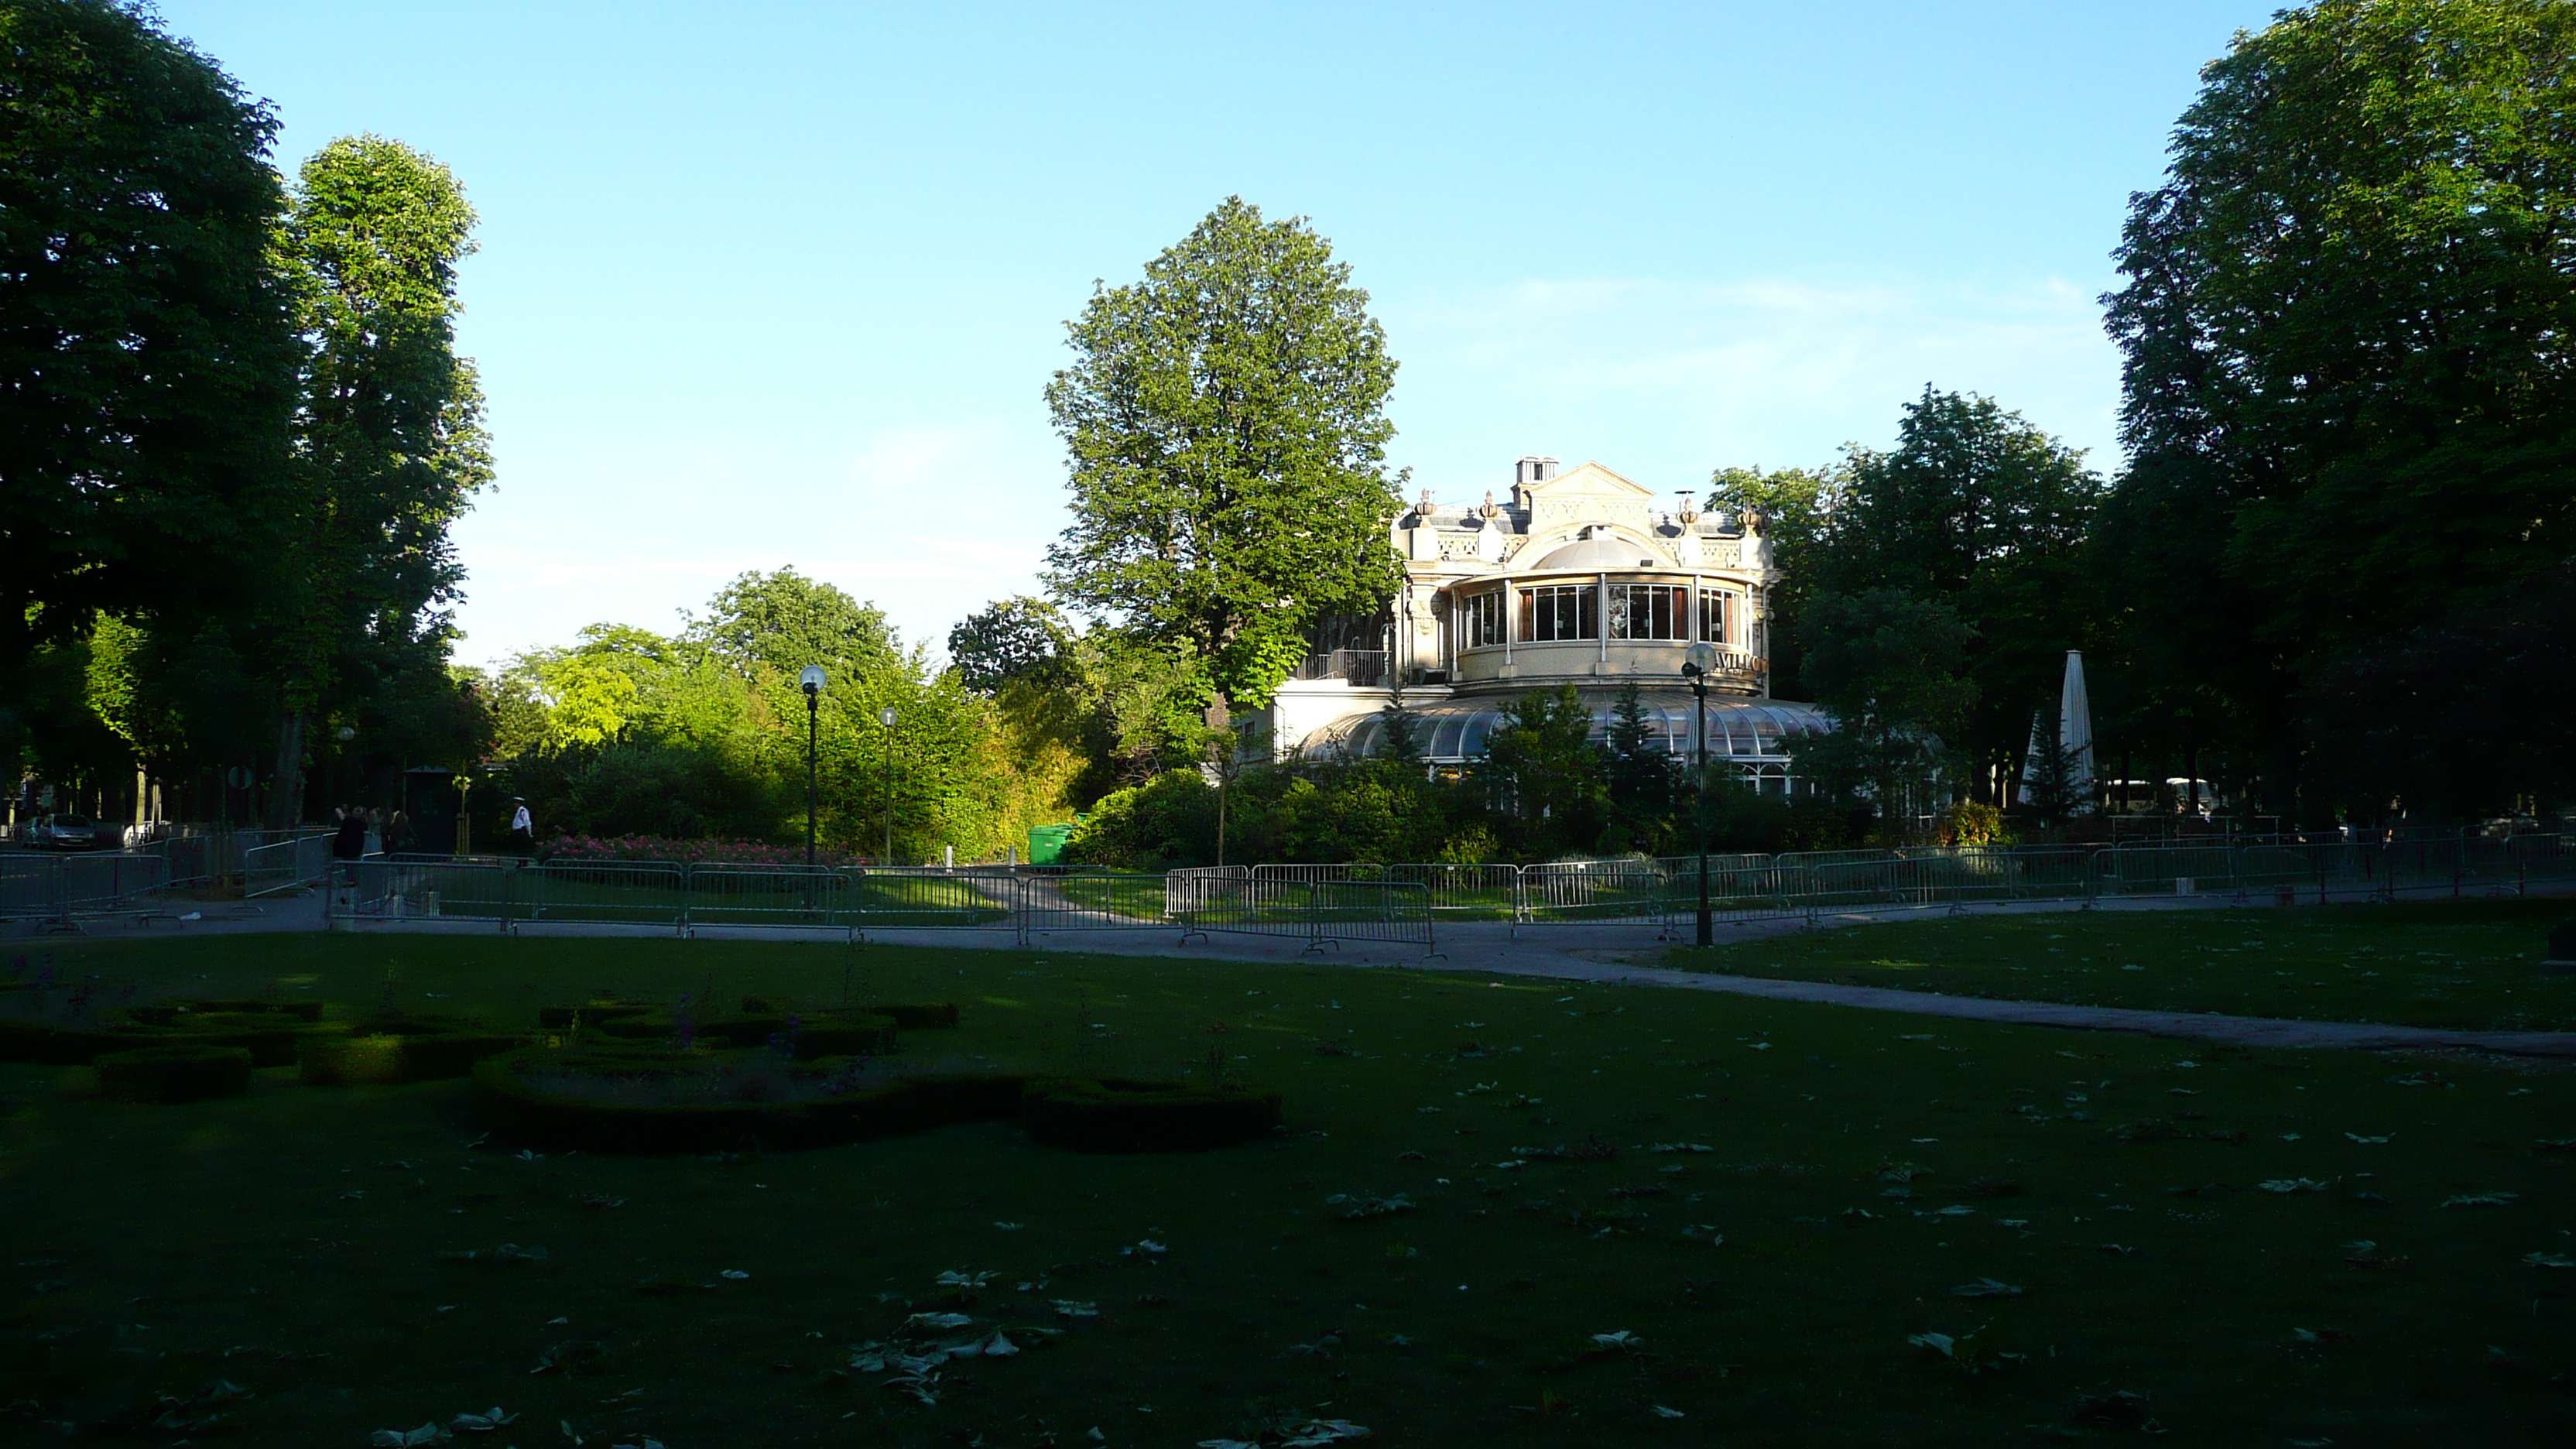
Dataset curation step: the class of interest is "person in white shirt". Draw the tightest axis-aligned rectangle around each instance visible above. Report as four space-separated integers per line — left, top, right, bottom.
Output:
508 797 533 856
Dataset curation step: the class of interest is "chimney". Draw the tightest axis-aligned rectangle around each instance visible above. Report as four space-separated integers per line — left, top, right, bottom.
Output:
1513 455 1559 486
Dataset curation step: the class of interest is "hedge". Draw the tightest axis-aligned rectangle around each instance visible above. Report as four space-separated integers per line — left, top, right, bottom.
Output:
300 1018 536 1085
94 1045 255 1105
472 1046 1022 1153
471 1048 1276 1156
588 1011 897 1059
1022 1077 1283 1152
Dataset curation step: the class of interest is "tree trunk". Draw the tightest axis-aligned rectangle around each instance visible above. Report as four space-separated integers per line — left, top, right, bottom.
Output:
266 711 309 828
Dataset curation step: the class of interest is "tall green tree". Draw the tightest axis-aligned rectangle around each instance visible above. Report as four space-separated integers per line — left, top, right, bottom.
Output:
0 0 298 763
1786 589 1977 832
2102 0 2576 818
260 135 491 822
1707 464 1843 696
1781 389 2102 799
1043 197 1405 707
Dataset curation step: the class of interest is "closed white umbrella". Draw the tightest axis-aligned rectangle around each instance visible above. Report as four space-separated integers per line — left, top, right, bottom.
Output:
2058 650 2095 814
2017 710 2046 807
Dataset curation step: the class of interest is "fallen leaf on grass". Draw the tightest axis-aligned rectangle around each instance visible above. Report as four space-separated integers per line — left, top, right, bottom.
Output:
372 1425 450 1447
529 1340 605 1375
2523 1253 2575 1269
2340 1241 2413 1270
1650 1404 1685 1418
449 1406 519 1431
2257 1180 2328 1194
632 1276 714 1296
2098 1244 2138 1257
438 1244 547 1265
718 1269 749 1280
2439 1192 2518 1208
1589 1330 1642 1350
2343 1134 2389 1145
935 1269 994 1288
1950 1278 2023 1297
906 1311 975 1329
1325 1193 1415 1220
1053 1300 1099 1318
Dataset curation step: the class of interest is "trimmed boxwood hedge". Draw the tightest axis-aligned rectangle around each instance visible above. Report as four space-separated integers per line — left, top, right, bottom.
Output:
1023 1077 1283 1152
94 1044 255 1105
165 1012 347 1067
471 1047 1278 1155
588 1011 897 1059
0 1017 135 1065
300 1016 536 1086
535 1000 656 1030
474 1046 1023 1153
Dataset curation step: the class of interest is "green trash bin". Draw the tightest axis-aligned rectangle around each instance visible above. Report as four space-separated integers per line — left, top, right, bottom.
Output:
1027 824 1075 866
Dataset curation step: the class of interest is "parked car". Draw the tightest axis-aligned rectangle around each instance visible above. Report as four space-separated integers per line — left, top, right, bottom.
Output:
24 814 105 850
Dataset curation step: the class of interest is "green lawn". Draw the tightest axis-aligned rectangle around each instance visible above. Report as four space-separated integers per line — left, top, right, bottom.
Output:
1674 897 2576 1032
3 930 2572 1445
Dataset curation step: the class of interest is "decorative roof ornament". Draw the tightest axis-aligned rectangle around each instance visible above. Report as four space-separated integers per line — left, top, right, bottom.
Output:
1416 487 1434 519
1479 490 1499 519
1738 506 1765 535
1674 488 1700 526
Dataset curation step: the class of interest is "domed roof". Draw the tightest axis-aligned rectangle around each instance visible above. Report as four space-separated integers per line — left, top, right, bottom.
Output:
1317 691 1832 764
1533 535 1662 570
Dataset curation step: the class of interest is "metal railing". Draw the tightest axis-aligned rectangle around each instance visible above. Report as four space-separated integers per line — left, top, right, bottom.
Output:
244 831 335 898
324 858 1437 951
300 831 2572 948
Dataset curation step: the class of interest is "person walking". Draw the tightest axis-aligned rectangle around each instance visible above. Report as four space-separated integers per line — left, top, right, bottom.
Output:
331 806 369 862
382 810 413 855
507 797 534 857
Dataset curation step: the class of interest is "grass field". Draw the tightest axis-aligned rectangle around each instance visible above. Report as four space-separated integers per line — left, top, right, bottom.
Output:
3 926 2572 1445
1675 897 2576 1032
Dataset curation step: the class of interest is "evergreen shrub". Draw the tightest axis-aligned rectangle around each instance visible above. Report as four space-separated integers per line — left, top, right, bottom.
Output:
94 1044 254 1104
1022 1076 1282 1152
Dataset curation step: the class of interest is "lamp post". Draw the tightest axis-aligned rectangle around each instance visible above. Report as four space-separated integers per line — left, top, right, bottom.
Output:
1682 642 1717 947
878 706 899 865
799 666 826 867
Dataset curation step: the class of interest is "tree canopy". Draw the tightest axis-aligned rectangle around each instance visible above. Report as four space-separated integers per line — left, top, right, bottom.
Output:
1043 197 1405 707
0 0 299 758
2101 0 2576 817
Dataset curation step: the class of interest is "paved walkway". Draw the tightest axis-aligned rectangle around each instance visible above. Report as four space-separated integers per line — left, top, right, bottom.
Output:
22 886 2575 1059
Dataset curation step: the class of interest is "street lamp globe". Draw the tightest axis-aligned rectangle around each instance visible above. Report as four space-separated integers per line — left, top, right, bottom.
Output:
800 665 827 694
1683 641 1718 677
879 706 898 728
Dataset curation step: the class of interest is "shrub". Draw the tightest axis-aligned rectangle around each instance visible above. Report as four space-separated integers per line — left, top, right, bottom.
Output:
1022 1077 1282 1152
591 1011 896 1058
95 1045 254 1104
473 1044 1024 1153
301 1019 536 1085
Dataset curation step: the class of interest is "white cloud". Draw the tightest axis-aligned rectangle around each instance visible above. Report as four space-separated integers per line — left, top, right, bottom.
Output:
1383 272 2124 492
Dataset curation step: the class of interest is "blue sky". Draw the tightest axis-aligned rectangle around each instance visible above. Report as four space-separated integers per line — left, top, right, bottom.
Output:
158 0 2283 666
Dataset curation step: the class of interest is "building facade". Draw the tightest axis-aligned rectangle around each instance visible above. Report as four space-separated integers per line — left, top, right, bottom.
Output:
1252 456 1830 788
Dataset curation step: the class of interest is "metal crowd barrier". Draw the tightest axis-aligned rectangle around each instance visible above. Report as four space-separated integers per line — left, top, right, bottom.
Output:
244 831 334 898
304 832 2574 948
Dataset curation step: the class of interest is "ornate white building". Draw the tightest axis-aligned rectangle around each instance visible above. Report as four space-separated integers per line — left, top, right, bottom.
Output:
1250 456 1830 790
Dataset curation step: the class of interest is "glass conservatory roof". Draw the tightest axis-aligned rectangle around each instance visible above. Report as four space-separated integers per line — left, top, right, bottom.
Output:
1317 692 1832 764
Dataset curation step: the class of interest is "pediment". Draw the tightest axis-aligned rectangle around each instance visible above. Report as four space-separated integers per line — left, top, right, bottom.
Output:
1522 461 1653 502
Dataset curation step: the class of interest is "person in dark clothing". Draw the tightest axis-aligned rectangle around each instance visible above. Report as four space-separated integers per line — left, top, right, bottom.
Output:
382 810 413 855
331 807 369 862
